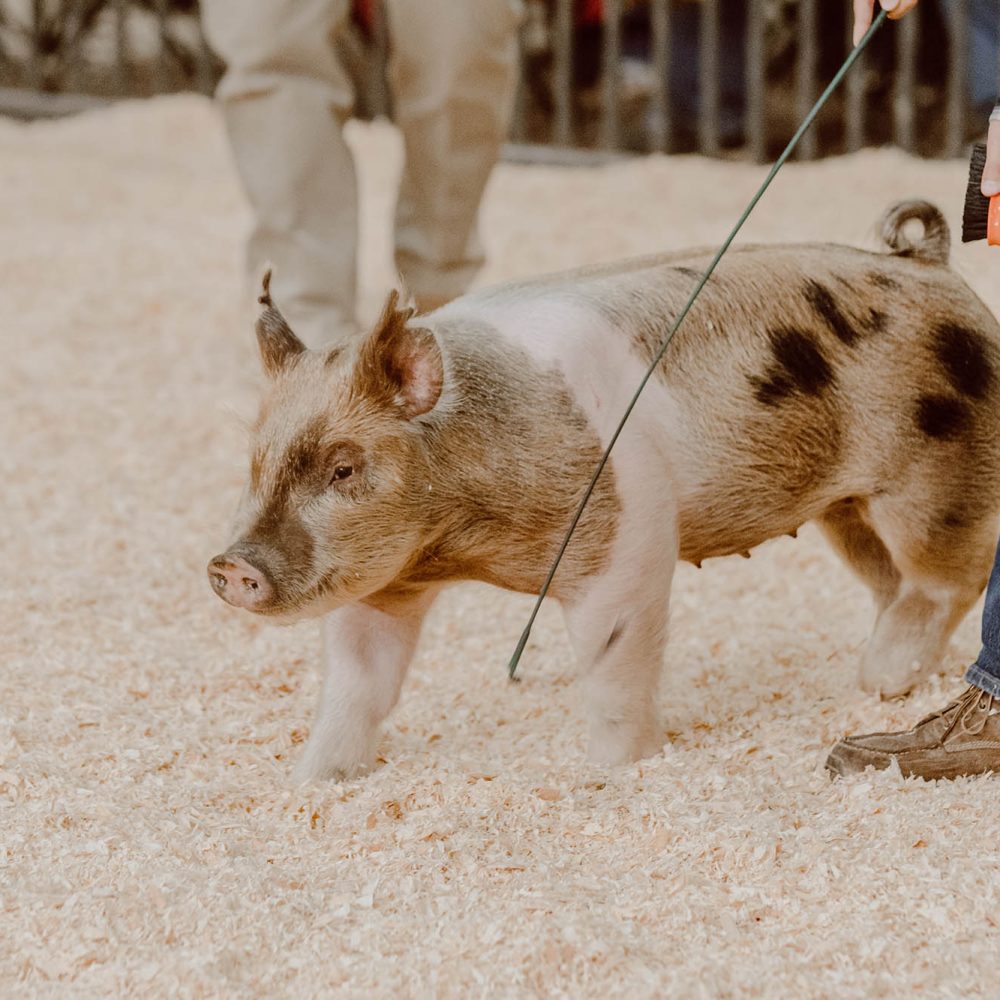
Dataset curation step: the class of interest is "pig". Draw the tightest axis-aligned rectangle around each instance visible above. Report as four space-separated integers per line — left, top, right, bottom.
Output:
208 200 1000 782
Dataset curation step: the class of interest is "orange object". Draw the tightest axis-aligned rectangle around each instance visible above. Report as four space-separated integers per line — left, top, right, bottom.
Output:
989 195 1000 246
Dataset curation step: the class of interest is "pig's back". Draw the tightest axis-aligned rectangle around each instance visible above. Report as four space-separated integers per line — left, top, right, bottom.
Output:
576 242 1000 561
443 239 1000 564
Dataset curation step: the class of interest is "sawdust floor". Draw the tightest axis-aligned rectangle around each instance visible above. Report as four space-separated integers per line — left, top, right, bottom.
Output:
3 96 1000 998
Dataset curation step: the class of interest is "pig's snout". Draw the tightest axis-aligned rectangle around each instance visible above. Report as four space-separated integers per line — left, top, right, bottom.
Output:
207 553 273 611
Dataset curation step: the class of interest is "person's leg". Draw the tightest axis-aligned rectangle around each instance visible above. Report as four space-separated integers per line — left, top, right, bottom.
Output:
384 0 522 312
201 0 358 346
967 0 1000 115
826 536 1000 780
938 0 1000 116
963 535 1000 697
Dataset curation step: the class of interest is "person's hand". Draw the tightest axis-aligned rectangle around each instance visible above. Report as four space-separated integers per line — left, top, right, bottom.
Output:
852 0 919 45
983 116 1000 198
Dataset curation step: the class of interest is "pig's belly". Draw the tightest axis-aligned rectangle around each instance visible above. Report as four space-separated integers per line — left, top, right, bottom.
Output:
670 434 851 566
676 501 806 565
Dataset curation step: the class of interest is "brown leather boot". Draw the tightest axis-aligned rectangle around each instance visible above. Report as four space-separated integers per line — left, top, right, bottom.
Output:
826 685 1000 780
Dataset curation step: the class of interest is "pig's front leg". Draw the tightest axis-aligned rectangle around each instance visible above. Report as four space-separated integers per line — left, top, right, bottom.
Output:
292 591 436 783
562 546 675 767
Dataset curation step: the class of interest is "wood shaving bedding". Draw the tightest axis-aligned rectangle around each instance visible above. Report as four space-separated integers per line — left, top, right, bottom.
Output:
2 96 999 998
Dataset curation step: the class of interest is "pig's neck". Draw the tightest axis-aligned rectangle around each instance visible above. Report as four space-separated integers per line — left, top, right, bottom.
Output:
398 319 619 598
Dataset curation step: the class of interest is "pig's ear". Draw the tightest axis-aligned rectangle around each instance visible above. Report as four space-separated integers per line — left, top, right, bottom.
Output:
255 270 306 377
357 290 443 418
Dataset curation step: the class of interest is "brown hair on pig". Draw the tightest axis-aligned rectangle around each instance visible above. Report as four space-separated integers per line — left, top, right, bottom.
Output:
211 275 618 622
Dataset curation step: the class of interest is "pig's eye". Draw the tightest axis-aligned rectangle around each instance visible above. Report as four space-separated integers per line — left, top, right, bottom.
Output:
329 465 354 485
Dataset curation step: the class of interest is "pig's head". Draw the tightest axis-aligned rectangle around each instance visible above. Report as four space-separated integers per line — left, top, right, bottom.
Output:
207 275 444 621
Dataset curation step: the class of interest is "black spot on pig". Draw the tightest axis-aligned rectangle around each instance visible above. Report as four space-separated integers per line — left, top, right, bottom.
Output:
752 372 794 406
751 329 835 406
940 510 967 530
915 394 971 440
804 280 859 346
931 323 994 401
865 309 887 334
674 267 700 280
870 271 900 290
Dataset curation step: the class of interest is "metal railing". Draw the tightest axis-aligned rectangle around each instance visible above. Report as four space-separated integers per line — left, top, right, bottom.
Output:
514 0 993 160
0 0 991 161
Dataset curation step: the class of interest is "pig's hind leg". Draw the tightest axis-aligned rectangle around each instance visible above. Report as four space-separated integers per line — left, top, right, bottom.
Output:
817 499 902 616
849 495 997 698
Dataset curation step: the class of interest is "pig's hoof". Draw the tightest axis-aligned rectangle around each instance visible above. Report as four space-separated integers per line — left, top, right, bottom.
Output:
587 721 663 766
291 748 374 784
858 660 923 699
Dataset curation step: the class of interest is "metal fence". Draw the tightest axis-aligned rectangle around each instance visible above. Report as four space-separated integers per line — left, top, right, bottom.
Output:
0 0 992 161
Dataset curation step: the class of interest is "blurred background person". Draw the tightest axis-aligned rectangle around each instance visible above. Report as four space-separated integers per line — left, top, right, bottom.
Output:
940 0 1000 122
201 0 523 347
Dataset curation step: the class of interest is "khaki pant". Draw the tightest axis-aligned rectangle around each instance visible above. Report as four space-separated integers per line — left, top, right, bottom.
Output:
202 0 521 346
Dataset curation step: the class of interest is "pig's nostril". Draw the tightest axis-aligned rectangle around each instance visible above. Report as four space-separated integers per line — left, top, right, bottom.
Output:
208 555 271 608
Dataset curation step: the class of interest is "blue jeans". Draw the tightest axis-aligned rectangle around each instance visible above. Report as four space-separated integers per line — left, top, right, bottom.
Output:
965 538 1000 698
